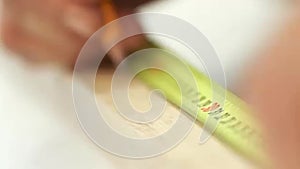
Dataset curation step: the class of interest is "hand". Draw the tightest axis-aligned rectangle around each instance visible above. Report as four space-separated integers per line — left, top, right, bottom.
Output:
240 12 300 169
0 0 147 67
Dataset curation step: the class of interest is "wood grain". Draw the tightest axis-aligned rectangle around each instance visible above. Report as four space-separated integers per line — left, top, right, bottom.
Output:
95 68 256 169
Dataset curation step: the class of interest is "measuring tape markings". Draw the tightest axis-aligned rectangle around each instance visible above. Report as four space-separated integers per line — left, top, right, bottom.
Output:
130 50 267 164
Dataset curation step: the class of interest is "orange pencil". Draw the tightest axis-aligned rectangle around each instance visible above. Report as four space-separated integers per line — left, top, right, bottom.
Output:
100 0 124 65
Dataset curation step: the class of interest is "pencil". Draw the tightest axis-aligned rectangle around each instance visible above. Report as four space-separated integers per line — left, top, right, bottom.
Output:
100 0 124 65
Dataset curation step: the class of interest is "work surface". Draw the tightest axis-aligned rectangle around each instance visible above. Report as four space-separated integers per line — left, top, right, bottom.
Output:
1 60 255 168
94 68 255 169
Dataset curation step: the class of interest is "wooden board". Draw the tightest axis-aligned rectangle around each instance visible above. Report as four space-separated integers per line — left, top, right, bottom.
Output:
95 68 256 169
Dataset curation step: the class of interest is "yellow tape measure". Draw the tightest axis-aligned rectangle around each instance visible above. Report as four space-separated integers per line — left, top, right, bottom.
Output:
127 44 269 165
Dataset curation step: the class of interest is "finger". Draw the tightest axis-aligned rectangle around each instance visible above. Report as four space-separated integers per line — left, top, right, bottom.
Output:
1 20 83 65
240 14 300 169
63 3 103 38
6 0 103 40
2 0 77 45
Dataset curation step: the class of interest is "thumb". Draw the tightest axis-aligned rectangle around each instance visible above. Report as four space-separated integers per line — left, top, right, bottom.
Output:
240 13 300 169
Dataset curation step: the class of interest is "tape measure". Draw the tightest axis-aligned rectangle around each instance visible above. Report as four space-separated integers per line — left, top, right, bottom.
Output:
127 44 269 165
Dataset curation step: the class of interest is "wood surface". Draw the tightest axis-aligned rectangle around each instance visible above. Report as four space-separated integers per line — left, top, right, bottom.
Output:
95 68 256 169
